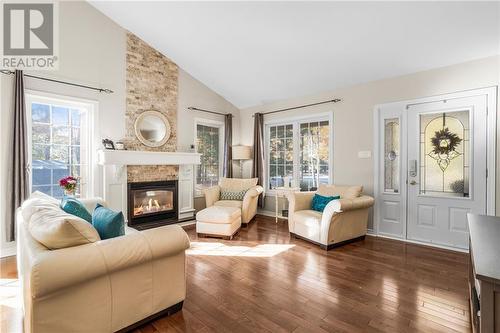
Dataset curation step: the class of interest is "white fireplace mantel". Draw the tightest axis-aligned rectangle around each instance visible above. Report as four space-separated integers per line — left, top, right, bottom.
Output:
97 149 201 166
97 149 201 223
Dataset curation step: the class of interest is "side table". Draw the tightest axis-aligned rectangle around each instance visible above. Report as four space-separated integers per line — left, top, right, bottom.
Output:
274 187 300 223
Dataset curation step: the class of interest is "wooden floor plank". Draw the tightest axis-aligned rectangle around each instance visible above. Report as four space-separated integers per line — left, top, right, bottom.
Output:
1 215 471 332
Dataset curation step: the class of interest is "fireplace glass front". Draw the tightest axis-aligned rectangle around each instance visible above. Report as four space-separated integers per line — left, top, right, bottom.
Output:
127 180 178 227
133 189 173 217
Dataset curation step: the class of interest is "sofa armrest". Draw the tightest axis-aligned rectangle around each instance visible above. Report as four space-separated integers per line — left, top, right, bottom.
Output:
203 185 220 207
319 199 342 245
30 225 190 298
139 225 190 259
339 195 374 212
240 185 264 223
79 197 106 212
243 185 263 201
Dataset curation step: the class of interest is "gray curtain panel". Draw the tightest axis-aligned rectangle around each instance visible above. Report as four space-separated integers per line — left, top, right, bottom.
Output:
252 113 265 208
6 70 29 241
223 113 233 178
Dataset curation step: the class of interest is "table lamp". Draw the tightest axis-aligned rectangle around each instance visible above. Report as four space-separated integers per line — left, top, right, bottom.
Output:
232 145 252 178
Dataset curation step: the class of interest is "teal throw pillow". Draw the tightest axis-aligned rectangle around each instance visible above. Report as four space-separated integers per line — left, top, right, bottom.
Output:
60 197 92 223
92 204 125 240
220 189 247 201
311 194 341 213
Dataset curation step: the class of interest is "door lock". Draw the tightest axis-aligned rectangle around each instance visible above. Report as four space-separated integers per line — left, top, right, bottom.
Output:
409 160 417 177
409 180 418 185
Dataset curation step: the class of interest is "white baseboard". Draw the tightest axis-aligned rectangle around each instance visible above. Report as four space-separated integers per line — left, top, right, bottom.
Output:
257 209 275 217
367 232 468 253
178 220 196 228
257 209 290 220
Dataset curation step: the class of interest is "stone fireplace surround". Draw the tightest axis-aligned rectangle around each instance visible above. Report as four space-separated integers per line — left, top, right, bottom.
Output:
125 32 180 185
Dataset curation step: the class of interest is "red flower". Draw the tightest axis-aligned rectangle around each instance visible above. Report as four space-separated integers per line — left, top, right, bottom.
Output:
59 176 78 192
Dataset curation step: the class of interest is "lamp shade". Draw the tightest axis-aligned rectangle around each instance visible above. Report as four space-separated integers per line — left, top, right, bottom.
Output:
232 145 252 160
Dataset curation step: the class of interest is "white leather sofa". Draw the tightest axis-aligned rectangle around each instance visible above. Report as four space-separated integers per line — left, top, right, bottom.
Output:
288 184 374 250
203 178 263 225
17 192 190 333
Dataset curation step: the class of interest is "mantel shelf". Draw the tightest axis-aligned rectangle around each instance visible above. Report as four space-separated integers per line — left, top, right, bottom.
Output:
97 149 201 166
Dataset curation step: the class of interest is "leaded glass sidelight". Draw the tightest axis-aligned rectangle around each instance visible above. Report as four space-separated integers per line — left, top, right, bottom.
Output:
419 110 470 197
384 119 399 192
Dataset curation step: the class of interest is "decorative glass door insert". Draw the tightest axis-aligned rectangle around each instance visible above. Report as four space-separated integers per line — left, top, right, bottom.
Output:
384 118 400 193
419 110 470 197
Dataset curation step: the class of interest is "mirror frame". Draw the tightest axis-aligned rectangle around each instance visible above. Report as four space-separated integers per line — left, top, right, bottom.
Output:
134 110 171 148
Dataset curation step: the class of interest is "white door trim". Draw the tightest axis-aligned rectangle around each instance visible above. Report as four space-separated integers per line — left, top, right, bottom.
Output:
373 87 497 248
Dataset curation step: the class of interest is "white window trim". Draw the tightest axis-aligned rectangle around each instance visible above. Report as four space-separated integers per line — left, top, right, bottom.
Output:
264 112 334 196
193 117 224 197
25 90 99 198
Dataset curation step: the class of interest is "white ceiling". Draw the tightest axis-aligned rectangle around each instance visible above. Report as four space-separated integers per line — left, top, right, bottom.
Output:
90 1 500 108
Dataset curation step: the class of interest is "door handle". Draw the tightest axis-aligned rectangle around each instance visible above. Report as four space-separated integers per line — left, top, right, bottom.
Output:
409 180 418 185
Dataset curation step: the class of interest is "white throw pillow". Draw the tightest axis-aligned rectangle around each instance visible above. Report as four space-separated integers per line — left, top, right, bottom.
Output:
21 191 60 222
29 206 100 250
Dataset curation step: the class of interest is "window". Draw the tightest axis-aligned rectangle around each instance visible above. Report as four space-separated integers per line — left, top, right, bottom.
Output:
195 120 223 196
267 116 332 192
269 124 294 189
299 121 330 191
27 93 94 199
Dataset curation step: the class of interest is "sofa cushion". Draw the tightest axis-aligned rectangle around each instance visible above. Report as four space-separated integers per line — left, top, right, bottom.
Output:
219 177 257 192
220 189 246 201
92 204 125 240
294 210 322 226
214 200 243 208
317 184 363 199
29 206 101 250
196 206 241 224
21 191 60 222
60 196 92 223
293 210 322 242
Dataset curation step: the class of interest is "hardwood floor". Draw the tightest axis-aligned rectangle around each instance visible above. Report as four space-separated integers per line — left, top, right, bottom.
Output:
1 215 471 332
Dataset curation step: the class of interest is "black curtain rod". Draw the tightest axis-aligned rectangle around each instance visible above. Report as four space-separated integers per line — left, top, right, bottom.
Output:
0 69 113 93
188 106 231 116
252 98 341 117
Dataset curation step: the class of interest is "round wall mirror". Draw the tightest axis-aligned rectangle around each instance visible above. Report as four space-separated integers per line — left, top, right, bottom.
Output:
134 110 171 147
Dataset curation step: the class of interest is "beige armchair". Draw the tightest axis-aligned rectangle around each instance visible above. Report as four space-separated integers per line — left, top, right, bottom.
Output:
288 184 374 250
203 178 264 225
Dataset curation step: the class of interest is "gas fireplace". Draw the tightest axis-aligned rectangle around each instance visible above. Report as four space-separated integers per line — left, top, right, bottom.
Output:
127 180 178 228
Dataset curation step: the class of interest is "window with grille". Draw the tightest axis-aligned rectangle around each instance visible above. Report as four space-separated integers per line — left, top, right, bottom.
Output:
27 94 93 198
195 121 223 196
266 117 331 192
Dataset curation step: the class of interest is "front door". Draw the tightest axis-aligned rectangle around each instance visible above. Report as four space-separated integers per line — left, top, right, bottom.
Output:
406 96 488 249
376 87 495 250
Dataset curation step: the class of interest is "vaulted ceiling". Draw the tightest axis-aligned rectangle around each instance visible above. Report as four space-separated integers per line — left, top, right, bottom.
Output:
90 1 500 108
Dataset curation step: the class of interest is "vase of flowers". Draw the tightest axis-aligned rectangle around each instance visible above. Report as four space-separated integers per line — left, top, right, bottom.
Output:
59 176 78 196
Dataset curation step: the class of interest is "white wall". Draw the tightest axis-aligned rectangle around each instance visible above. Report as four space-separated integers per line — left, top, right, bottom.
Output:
0 1 240 255
239 56 500 228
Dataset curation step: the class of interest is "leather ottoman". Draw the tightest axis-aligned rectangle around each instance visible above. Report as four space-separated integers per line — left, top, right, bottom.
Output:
196 206 242 240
